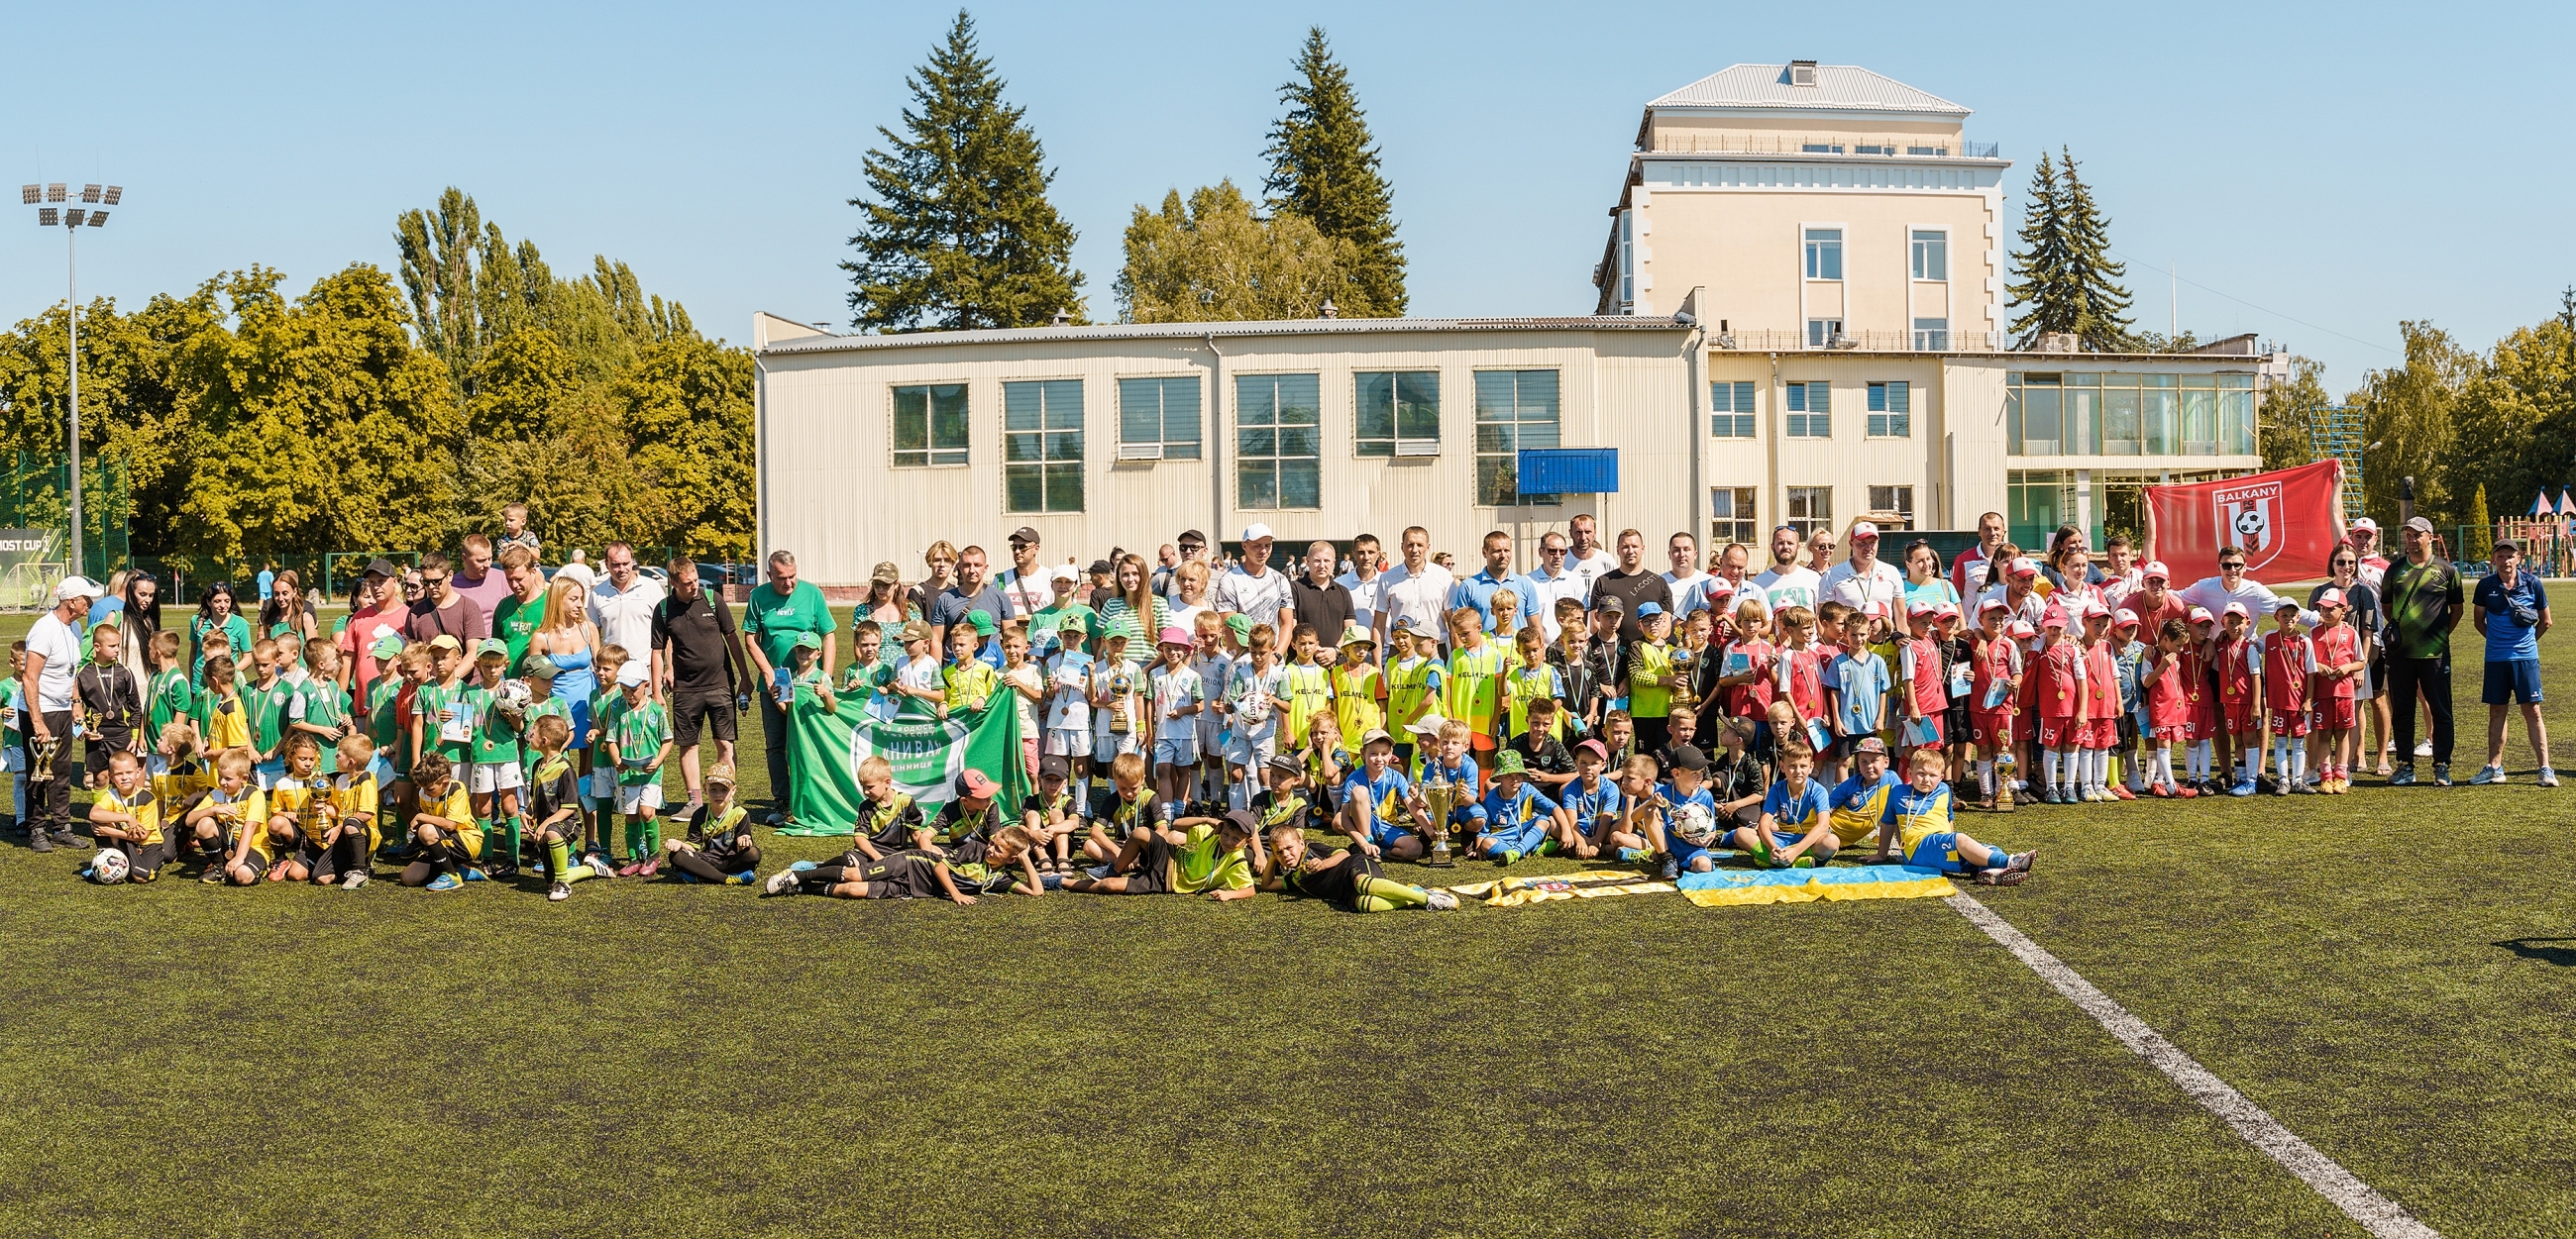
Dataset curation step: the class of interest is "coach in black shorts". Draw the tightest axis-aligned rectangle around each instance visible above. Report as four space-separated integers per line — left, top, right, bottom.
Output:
651 554 752 820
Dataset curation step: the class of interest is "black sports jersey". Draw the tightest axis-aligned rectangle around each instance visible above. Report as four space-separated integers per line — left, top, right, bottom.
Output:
861 793 926 850
1283 844 1377 907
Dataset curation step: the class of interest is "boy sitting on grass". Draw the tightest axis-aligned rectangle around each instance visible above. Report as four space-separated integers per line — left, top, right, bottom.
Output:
86 749 167 883
190 749 266 884
317 733 382 889
1723 740 1834 870
399 753 484 891
853 755 922 858
1642 744 1721 878
526 713 614 901
1020 754 1081 874
1259 819 1460 912
664 761 761 884
1873 749 2035 885
1465 749 1559 866
1063 806 1257 900
1339 728 1428 862
1080 752 1159 866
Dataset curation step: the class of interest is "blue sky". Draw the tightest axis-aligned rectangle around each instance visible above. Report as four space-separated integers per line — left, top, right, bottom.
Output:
5 2 2571 393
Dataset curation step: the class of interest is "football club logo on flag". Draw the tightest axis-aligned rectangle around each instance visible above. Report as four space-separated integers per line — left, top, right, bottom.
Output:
2214 479 2284 568
2145 460 2343 582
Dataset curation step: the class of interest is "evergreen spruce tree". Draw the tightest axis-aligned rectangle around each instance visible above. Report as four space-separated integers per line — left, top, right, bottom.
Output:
2467 482 2493 562
2006 150 2134 351
844 11 1085 331
1263 27 1405 317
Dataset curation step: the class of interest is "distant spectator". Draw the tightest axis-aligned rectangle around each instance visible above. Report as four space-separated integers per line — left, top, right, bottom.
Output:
2382 516 2464 786
256 562 275 604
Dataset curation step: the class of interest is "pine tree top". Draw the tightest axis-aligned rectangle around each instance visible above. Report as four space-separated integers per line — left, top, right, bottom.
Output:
1263 27 1405 316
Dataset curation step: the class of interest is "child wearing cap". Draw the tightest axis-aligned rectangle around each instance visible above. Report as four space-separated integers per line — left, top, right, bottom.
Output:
2142 618 2198 797
1875 748 2036 885
1936 604 1976 791
887 621 945 722
926 769 1007 858
2258 598 2316 796
598 660 672 874
2031 605 2085 804
515 654 569 783
1340 729 1428 862
1622 601 1676 756
2110 612 2150 796
2179 608 2218 790
2308 590 2364 793
1826 736 1900 855
1895 601 1947 769
1554 738 1623 860
2211 603 2262 795
1147 626 1205 816
461 638 529 876
2077 603 2123 801
1330 625 1384 747
1465 750 1560 865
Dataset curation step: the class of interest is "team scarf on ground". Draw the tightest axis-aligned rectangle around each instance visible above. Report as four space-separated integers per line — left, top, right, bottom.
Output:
1673 864 1956 908
1443 870 1675 907
780 693 1030 836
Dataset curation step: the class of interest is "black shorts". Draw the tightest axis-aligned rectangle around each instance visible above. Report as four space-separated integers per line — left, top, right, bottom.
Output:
671 689 737 750
2116 715 2140 748
111 838 173 877
236 850 269 878
1123 836 1176 895
85 732 137 780
862 853 943 899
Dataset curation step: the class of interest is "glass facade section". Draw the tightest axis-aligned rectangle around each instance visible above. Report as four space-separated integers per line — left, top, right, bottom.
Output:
2008 372 2257 458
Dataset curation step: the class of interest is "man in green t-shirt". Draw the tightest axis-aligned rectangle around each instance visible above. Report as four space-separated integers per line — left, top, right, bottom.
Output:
489 546 549 671
742 550 837 822
2383 516 2466 786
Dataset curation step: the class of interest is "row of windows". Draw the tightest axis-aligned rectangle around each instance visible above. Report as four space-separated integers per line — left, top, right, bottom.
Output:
1710 379 1910 439
1803 316 1950 349
1709 485 1916 549
2005 372 2258 458
895 369 1565 513
1800 228 1947 281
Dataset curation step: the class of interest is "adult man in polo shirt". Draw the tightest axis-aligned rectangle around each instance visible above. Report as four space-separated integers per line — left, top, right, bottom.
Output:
404 552 490 646
20 575 98 852
489 545 550 672
336 557 404 697
1529 531 1588 643
1371 525 1454 653
928 545 1010 657
2382 516 2464 786
1951 511 2008 599
1752 525 1821 615
1820 521 1906 617
1450 531 1540 634
1213 524 1296 639
654 551 753 817
2468 537 2552 786
1291 541 1356 645
1712 542 1762 611
1566 513 1619 589
1336 533 1387 640
590 542 669 684
1592 529 1672 644
996 526 1052 621
744 550 838 820
1664 532 1713 620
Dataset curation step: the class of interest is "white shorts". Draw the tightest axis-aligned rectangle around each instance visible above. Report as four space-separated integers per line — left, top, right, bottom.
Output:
615 781 664 814
1092 731 1142 765
1152 737 1199 768
1046 729 1090 760
587 767 617 800
470 761 526 793
1195 712 1227 754
1227 731 1277 772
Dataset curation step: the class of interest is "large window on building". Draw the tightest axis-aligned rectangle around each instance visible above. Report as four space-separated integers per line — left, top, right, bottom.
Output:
1807 318 1845 348
1803 228 1843 279
1912 317 1949 351
1473 369 1559 506
1910 230 1948 280
1867 381 1910 438
1002 379 1083 512
1711 486 1758 546
2006 469 2071 551
1117 376 1201 460
1710 380 1757 438
1866 485 1916 530
1355 370 1440 458
1785 381 1831 438
2009 372 2257 457
893 382 969 467
1235 372 1321 510
1786 486 1834 539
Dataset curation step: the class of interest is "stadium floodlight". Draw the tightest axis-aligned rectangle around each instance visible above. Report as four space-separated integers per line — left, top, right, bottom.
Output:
23 181 128 576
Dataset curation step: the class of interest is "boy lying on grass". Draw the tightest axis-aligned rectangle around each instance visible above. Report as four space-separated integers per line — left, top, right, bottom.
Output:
1064 807 1258 900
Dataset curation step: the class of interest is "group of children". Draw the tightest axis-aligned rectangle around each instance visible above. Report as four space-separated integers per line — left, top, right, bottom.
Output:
35 611 774 904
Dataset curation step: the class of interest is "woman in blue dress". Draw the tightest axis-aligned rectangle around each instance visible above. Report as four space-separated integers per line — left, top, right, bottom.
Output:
529 576 602 761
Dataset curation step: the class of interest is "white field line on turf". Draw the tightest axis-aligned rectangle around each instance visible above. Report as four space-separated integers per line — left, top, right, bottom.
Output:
1945 893 2440 1239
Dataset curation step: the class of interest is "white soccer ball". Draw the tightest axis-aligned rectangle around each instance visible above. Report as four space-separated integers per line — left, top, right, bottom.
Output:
1667 801 1718 848
496 678 534 718
90 849 129 884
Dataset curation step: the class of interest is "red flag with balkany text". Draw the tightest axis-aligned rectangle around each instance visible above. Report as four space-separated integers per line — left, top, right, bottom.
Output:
2146 460 2344 581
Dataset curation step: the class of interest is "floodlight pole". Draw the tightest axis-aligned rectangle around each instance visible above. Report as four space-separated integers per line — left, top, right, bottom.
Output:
64 217 81 578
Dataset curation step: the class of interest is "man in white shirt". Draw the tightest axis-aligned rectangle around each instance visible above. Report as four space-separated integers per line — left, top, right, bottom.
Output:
21 575 98 852
1335 532 1387 641
1951 511 2008 599
590 542 669 691
1528 530 1589 643
1371 525 1456 653
1212 523 1295 639
1566 512 1619 590
2176 546 2315 628
1820 521 1908 616
1751 525 1822 615
1712 541 1764 612
995 526 1053 621
1663 532 1713 620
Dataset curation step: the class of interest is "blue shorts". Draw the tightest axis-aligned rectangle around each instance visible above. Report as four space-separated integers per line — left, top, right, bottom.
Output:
1366 815 1413 847
1151 736 1198 768
2483 659 2543 706
1670 838 1718 870
1904 831 1966 875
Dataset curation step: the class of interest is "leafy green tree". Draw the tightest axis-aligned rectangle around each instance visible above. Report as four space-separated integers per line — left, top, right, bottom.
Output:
1263 27 1404 317
2006 149 2133 351
2353 320 2473 530
2257 355 2332 473
1116 180 1355 323
844 10 1085 331
605 338 756 559
395 189 486 396
2448 292 2576 522
467 327 577 444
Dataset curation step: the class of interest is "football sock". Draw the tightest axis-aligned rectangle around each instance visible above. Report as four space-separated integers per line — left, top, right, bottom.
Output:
2156 748 2176 787
501 816 524 865
2289 748 2306 785
1353 875 1429 910
545 838 568 880
1355 894 1400 913
1976 760 1993 796
2042 751 2062 790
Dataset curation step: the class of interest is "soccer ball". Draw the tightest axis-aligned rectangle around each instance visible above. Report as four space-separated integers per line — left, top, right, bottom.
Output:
2234 507 2267 544
90 849 129 884
495 678 534 720
1666 801 1719 848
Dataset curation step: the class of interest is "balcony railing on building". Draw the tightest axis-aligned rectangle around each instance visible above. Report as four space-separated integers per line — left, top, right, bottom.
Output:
1648 134 2001 158
1711 328 2008 353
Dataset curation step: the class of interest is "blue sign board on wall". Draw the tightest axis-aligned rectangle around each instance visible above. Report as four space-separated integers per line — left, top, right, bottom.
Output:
1517 448 1619 497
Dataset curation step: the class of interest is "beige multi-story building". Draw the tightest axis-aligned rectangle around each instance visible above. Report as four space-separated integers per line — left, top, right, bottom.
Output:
1595 60 2280 553
753 60 2284 586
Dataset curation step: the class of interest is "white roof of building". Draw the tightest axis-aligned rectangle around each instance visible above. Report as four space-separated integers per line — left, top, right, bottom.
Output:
1648 63 1968 117
759 315 1690 355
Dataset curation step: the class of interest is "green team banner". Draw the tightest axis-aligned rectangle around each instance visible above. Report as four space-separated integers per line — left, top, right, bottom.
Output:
780 695 1029 835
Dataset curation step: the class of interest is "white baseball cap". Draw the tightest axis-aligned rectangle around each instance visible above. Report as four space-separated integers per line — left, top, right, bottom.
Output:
54 575 103 602
2141 561 2170 581
615 662 650 688
1239 523 1274 544
2349 517 2379 533
1849 521 1880 541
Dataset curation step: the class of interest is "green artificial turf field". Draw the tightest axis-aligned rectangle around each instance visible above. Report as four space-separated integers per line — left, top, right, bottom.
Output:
0 607 2567 1237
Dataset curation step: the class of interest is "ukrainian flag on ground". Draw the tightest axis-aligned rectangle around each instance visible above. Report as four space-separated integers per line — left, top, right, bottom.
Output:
1674 865 1956 908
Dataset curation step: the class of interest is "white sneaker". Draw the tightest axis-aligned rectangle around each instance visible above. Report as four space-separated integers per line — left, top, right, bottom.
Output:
340 871 369 889
765 869 801 895
2415 740 2433 758
1425 888 1459 910
2540 768 2561 788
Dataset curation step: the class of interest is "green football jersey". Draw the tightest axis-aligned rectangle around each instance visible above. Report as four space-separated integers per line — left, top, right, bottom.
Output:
147 669 196 745
462 682 522 766
415 682 471 764
598 695 670 785
366 676 404 752
290 676 352 773
245 678 291 759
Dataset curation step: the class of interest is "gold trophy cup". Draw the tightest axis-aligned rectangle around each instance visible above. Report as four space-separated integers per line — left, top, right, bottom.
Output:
1417 774 1460 868
1669 647 1698 712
